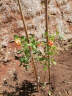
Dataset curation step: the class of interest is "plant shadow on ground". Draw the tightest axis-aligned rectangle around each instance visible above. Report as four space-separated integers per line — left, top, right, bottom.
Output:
4 80 37 96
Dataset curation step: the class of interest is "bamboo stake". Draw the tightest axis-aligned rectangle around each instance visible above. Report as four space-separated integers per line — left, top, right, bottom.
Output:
17 0 39 89
45 0 51 87
0 84 3 96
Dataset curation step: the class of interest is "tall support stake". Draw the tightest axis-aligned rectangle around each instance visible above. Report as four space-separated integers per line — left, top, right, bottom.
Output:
17 0 38 89
45 0 51 87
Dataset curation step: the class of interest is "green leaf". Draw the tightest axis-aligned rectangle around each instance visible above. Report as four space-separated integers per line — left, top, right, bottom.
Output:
23 64 29 70
21 36 25 41
17 50 23 54
24 49 30 56
48 51 54 55
20 57 24 63
49 34 55 41
21 36 27 41
20 57 29 64
53 61 56 65
45 32 48 37
14 35 19 40
56 31 59 35
51 45 56 50
51 58 56 65
44 65 48 71
39 57 46 61
28 43 37 49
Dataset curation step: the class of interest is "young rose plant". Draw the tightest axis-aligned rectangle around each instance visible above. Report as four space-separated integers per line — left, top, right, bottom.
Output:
36 33 57 71
14 33 57 71
14 34 40 70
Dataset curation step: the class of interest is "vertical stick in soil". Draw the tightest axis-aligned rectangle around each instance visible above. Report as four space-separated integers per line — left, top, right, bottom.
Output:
17 0 39 90
45 0 51 88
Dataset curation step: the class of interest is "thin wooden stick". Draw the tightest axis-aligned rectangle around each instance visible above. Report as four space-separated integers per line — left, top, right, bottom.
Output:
17 0 29 42
45 0 51 88
17 0 39 89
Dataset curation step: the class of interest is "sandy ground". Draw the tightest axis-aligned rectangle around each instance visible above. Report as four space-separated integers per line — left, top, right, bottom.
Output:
0 41 72 96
